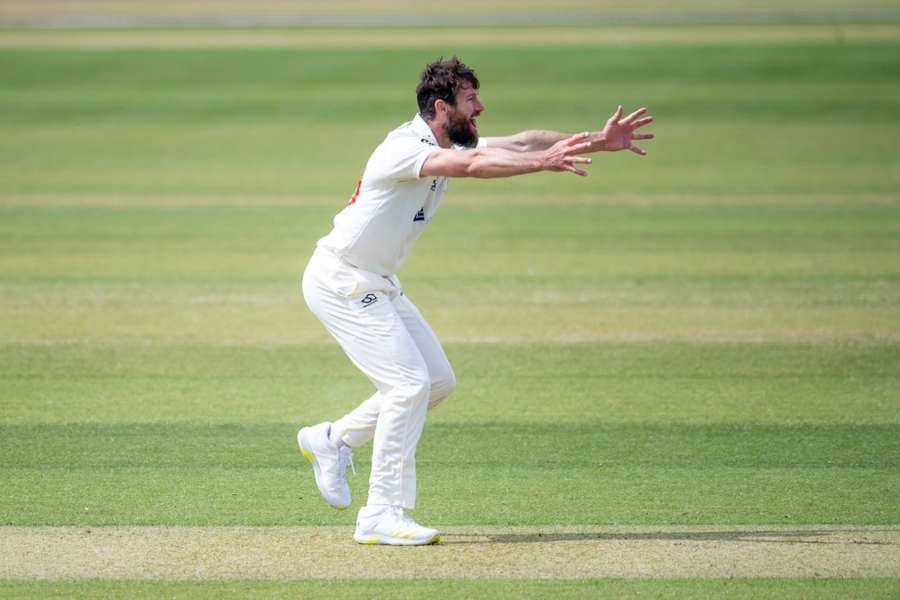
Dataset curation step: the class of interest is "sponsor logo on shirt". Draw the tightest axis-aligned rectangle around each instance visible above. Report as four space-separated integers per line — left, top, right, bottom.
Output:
361 293 378 308
420 137 436 146
413 208 425 222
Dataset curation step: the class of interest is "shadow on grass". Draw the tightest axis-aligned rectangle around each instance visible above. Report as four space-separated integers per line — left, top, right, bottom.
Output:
440 529 897 546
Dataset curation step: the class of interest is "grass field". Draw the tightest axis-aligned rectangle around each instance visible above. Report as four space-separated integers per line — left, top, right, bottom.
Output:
4 0 900 27
1 19 899 599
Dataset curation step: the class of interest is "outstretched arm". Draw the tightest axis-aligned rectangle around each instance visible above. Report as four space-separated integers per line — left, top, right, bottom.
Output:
483 130 572 153
485 106 655 156
420 132 594 178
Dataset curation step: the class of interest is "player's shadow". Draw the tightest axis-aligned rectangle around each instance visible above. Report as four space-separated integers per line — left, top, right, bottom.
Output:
440 529 896 546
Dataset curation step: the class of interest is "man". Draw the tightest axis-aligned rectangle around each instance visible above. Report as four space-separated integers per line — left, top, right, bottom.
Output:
299 56 653 545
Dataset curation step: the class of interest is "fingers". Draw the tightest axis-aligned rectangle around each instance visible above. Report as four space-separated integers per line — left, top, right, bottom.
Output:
565 131 591 146
631 116 654 129
569 140 593 154
632 132 654 141
629 144 647 156
622 107 647 125
567 156 590 176
607 105 623 124
557 138 593 157
556 155 591 176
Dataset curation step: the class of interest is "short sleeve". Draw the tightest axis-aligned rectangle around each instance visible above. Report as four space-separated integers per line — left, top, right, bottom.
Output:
365 135 435 182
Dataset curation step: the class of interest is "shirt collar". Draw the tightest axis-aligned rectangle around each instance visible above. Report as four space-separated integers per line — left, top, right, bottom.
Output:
412 113 438 146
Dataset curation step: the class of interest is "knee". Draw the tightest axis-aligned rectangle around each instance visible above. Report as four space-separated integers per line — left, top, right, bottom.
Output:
399 371 431 405
428 365 457 409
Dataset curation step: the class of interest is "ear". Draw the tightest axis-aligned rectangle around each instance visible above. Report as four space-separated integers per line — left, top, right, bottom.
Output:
434 98 449 116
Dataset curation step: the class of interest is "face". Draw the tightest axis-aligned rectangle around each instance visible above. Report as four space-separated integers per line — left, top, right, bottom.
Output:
442 81 484 148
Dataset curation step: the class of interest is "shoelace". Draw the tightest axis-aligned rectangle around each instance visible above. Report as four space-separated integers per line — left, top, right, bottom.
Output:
339 445 357 476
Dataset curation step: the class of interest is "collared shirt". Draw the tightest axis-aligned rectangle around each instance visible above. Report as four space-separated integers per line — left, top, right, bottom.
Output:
317 113 486 276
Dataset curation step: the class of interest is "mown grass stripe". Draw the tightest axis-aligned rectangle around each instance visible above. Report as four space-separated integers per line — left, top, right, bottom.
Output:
2 342 897 426
3 465 897 526
1 25 900 49
2 423 898 468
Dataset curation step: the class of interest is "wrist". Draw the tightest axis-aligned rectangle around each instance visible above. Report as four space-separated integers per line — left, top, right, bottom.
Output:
590 132 608 152
536 149 553 172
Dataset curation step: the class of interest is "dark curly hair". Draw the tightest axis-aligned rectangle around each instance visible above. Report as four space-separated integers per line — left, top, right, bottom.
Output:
416 56 480 122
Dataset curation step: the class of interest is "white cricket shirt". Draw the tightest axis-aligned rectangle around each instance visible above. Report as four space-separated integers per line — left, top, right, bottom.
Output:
317 113 484 276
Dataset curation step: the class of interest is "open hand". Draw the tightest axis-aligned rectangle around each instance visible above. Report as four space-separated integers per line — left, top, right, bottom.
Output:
597 106 655 155
542 132 594 176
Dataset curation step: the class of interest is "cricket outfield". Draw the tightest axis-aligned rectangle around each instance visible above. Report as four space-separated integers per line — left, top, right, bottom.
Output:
1 17 899 599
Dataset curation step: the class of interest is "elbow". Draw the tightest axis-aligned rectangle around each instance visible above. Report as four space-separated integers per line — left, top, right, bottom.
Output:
463 165 484 178
462 150 490 178
512 140 530 153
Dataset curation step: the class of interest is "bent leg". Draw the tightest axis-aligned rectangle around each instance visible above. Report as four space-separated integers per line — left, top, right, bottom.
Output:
394 293 457 409
333 292 457 449
303 268 430 508
331 390 381 448
391 293 457 506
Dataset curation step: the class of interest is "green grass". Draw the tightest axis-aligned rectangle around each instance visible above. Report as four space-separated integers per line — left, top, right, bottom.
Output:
1 342 897 424
1 202 898 344
1 24 899 598
2 43 899 196
1 579 899 600
2 422 898 525
5 0 900 21
2 341 898 526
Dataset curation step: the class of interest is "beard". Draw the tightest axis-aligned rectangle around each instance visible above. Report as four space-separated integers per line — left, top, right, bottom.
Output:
443 108 478 148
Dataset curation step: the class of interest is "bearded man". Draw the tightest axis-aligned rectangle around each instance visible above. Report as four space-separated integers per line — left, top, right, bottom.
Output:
298 56 654 545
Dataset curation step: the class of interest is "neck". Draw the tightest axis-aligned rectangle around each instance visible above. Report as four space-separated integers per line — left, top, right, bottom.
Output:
425 116 453 149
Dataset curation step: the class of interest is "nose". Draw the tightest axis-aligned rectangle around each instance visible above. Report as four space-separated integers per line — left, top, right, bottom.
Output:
473 100 484 115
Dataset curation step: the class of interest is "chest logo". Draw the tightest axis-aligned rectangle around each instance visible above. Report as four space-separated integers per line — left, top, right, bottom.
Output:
413 208 425 222
361 293 378 307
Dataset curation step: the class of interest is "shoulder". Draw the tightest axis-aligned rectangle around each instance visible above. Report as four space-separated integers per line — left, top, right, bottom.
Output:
365 121 439 181
381 121 437 151
371 120 438 162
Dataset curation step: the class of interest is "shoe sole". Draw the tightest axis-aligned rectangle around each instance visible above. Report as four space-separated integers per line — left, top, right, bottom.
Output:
297 428 350 511
353 532 441 546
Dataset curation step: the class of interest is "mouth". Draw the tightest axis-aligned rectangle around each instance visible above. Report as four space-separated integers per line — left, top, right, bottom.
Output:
469 117 478 131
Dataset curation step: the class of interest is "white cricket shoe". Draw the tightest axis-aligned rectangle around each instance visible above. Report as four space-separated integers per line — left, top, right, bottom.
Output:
297 422 354 510
353 505 440 546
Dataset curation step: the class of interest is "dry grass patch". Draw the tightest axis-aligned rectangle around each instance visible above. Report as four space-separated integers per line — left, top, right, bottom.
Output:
2 525 898 581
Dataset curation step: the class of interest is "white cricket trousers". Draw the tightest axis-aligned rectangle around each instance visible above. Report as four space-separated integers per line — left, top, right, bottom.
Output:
301 247 456 509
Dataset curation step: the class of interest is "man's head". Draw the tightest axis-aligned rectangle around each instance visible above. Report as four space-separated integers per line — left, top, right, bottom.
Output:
417 56 483 148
